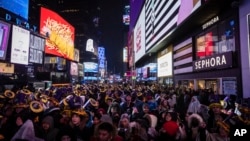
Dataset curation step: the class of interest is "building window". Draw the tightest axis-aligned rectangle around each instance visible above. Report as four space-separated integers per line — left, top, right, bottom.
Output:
195 17 236 59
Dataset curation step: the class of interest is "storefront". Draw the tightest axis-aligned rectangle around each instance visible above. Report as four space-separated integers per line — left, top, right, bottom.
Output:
174 8 242 96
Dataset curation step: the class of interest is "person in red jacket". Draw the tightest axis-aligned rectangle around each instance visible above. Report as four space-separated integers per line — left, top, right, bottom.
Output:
90 122 123 141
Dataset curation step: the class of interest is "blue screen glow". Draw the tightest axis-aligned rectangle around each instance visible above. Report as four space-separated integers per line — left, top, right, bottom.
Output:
0 0 29 20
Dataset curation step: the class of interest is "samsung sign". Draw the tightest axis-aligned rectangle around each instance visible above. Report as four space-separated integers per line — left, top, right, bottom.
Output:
193 52 233 71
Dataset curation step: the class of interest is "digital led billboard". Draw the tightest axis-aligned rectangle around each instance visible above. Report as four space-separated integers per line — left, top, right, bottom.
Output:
29 34 45 64
0 20 11 60
0 0 29 20
40 7 75 60
134 5 145 63
84 62 98 72
11 25 30 65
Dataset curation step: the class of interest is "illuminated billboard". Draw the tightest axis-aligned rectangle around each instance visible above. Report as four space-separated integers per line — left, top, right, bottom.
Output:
84 62 98 72
0 63 14 74
70 62 78 76
145 0 201 51
74 48 79 62
157 52 173 77
134 5 145 63
11 25 30 65
0 0 29 20
123 5 130 25
29 34 45 64
40 7 75 60
86 39 94 53
0 20 11 60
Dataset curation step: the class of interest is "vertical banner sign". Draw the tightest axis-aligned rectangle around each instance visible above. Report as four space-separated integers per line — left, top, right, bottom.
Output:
11 25 30 65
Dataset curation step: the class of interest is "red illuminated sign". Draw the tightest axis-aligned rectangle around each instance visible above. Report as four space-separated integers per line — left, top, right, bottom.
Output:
40 7 75 60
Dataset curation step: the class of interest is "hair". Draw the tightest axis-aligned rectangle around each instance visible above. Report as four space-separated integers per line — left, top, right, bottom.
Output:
69 113 87 130
94 113 102 120
96 122 116 138
165 112 178 122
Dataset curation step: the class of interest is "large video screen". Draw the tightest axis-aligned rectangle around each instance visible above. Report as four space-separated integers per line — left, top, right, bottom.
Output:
70 62 78 76
0 20 11 60
157 52 173 77
134 5 146 63
0 63 14 74
145 0 180 51
29 34 45 64
11 25 30 65
0 0 29 20
84 62 98 72
40 7 75 60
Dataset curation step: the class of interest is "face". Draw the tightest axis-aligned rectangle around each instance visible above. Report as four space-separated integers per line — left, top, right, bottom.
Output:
143 106 150 113
126 96 132 103
165 113 172 121
93 117 100 125
98 130 111 141
71 114 81 125
42 122 50 130
163 100 168 106
16 117 23 126
61 135 71 141
120 118 129 128
15 107 24 113
212 107 221 114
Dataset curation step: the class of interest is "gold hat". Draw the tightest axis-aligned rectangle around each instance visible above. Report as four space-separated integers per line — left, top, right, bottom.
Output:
137 92 143 97
21 89 32 95
30 101 44 113
209 102 223 109
71 109 87 117
4 90 15 99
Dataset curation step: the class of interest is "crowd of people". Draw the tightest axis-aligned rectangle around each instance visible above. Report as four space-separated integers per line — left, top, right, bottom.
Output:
0 83 249 141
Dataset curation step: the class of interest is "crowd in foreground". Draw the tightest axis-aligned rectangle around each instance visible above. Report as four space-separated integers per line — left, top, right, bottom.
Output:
0 83 249 141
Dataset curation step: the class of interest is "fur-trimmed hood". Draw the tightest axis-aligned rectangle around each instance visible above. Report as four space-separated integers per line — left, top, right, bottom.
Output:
187 113 204 128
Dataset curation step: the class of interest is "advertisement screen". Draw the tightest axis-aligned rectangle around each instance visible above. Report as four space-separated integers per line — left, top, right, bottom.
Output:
157 52 173 77
29 34 45 64
56 57 66 71
70 62 78 76
147 63 157 73
177 0 201 25
0 0 29 20
0 20 11 60
123 5 130 25
130 0 144 29
40 7 75 60
142 67 149 78
84 62 98 72
74 48 79 62
134 5 145 63
0 63 14 74
11 25 30 65
145 0 201 51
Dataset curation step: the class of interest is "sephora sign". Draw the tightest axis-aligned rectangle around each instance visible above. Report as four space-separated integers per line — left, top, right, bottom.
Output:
193 52 233 71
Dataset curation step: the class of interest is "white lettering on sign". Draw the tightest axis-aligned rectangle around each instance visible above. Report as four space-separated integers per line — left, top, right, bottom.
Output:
234 129 248 136
195 55 227 70
202 16 219 30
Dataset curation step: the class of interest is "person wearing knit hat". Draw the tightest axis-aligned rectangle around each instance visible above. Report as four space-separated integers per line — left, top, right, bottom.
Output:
117 113 130 141
40 115 59 141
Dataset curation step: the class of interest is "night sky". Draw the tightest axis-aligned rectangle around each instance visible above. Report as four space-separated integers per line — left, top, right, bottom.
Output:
99 0 127 75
